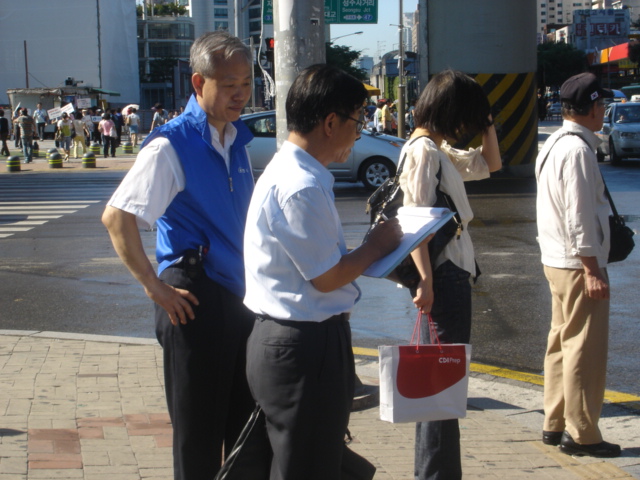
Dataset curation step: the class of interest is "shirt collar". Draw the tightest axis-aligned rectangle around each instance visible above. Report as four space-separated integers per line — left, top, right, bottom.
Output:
280 141 335 191
209 122 237 152
561 119 602 149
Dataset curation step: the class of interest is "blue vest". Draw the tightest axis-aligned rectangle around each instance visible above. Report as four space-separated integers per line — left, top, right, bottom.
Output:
143 95 254 298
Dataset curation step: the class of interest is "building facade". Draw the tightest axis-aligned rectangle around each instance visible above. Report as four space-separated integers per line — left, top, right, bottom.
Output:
136 0 271 109
538 0 640 42
0 0 139 105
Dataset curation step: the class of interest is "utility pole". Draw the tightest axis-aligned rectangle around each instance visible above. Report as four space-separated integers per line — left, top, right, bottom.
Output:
397 0 405 139
234 0 242 40
273 0 326 147
24 41 29 88
250 36 255 110
418 0 428 92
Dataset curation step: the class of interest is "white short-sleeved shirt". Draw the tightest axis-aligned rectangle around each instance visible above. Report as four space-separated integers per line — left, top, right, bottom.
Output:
107 122 237 229
399 136 490 275
243 141 360 321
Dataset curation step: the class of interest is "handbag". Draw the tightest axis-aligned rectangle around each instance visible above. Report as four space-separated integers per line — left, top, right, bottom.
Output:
379 313 471 423
429 165 463 262
215 405 376 480
604 182 635 263
364 136 462 289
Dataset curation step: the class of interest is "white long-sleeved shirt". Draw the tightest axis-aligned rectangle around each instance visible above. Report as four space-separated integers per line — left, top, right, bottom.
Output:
399 136 490 275
535 120 610 269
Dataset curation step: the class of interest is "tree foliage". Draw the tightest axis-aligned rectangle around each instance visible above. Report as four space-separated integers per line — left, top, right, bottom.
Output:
325 43 368 82
537 42 587 90
136 3 188 17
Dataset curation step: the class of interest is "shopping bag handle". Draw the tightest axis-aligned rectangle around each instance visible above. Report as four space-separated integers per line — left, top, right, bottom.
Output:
410 312 442 351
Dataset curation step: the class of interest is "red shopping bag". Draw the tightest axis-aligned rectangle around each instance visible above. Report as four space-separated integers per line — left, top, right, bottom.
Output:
379 313 471 423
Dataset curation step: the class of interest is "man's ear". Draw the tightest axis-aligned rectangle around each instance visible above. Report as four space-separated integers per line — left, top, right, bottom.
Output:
192 73 205 97
323 112 338 137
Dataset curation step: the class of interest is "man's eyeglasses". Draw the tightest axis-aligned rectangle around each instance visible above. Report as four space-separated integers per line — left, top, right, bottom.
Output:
337 111 365 133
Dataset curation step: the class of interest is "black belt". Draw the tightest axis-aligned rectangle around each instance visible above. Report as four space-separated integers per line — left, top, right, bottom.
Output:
257 312 349 323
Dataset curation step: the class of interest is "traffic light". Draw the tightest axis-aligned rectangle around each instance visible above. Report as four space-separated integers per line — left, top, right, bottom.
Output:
265 37 274 63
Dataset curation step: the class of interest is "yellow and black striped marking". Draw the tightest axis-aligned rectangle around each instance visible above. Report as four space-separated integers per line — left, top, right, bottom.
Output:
460 73 538 168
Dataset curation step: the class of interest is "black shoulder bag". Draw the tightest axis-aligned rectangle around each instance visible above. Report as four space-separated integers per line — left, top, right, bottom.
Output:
539 132 634 263
364 136 462 289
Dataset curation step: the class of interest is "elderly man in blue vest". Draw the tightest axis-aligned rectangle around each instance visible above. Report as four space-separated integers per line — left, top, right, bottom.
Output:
102 31 256 480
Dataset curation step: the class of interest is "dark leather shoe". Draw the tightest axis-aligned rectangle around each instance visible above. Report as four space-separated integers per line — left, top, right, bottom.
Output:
560 431 621 458
542 430 563 446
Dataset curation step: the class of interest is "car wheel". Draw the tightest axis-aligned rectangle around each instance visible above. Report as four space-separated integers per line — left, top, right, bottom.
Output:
610 138 622 165
359 157 396 190
596 147 605 162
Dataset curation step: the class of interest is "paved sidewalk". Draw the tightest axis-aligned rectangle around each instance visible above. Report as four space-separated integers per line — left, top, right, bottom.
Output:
1 139 139 174
1 331 638 479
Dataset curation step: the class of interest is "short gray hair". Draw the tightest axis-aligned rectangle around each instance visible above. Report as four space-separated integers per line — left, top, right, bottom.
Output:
561 101 593 118
190 31 252 78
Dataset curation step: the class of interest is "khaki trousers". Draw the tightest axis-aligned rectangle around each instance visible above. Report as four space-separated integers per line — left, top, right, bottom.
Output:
543 266 609 444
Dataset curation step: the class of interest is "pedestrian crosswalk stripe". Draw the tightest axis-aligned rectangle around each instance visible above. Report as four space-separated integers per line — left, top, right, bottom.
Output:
0 205 92 210
0 227 34 232
3 215 63 220
0 201 99 239
0 201 101 205
0 220 47 226
0 210 80 215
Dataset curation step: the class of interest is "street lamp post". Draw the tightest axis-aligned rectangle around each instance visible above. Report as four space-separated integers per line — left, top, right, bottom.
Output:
329 31 363 43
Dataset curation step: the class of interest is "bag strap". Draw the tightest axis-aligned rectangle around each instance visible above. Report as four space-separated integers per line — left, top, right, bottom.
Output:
411 312 442 350
540 130 620 216
395 134 431 179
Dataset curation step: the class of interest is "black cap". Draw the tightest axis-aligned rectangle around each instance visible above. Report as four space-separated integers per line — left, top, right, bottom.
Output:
560 73 613 106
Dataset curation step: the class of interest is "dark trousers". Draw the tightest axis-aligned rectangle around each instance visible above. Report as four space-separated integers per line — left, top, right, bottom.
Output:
0 133 9 156
37 122 45 140
155 267 255 480
414 260 471 480
246 314 355 480
102 135 116 157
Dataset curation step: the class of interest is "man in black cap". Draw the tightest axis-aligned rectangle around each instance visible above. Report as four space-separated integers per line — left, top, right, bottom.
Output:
535 72 621 458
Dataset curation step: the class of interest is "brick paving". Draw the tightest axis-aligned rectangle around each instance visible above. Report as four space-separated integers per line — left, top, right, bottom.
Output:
0 331 637 479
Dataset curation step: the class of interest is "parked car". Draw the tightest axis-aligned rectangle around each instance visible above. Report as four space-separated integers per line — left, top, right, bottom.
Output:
547 102 561 118
596 102 640 164
241 110 405 189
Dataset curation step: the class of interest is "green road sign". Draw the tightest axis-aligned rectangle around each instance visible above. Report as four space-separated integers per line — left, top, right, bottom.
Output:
263 0 377 25
263 0 274 24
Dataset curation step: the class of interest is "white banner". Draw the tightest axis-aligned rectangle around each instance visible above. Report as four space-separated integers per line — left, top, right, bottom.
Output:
76 97 91 109
47 107 63 121
61 103 75 115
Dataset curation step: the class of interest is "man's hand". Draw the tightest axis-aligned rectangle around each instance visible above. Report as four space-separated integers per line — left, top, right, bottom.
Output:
365 217 403 258
144 278 199 326
581 256 609 300
584 271 610 300
102 206 200 325
309 217 402 293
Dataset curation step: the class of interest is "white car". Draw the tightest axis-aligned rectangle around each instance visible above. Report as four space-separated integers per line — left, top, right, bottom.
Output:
547 102 561 119
596 102 640 164
242 111 405 189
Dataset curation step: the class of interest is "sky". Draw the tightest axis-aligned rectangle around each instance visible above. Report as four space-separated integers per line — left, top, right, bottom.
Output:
329 0 419 60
